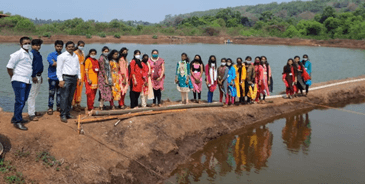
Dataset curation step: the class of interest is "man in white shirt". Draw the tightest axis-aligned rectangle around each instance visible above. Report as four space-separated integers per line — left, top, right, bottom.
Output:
57 41 81 123
6 37 33 131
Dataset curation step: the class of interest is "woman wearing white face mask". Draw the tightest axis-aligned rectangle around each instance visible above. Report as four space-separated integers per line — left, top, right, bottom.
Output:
73 40 86 111
129 50 148 109
205 55 218 103
84 49 99 113
217 58 229 106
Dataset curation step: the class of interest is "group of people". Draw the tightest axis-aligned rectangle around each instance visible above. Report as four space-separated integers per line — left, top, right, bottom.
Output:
6 36 312 131
175 54 312 107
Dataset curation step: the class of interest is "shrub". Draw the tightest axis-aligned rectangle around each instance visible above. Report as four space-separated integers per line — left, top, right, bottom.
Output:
283 25 299 38
43 32 51 38
152 35 158 39
15 18 36 32
86 34 92 39
204 27 220 36
98 32 106 38
114 33 121 38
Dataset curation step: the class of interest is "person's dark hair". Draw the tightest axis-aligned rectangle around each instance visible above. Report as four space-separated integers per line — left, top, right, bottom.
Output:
303 54 308 58
284 58 295 74
142 54 149 64
119 47 128 55
85 49 97 62
244 61 248 66
227 58 233 64
181 53 190 63
221 58 226 62
31 39 43 46
102 46 109 52
108 49 119 61
65 41 74 48
294 56 300 60
54 40 64 46
192 54 205 71
245 56 252 61
19 37 30 44
133 50 143 68
208 55 216 67
151 49 159 54
77 41 85 46
254 56 261 65
237 57 243 62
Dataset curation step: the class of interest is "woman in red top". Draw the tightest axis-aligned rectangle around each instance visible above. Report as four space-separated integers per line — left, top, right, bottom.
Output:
282 58 297 99
129 50 148 109
254 57 264 103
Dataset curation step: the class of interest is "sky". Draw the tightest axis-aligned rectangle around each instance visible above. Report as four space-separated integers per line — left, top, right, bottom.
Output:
2 0 298 23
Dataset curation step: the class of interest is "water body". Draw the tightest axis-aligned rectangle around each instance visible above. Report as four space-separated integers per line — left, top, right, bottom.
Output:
1 43 365 111
165 103 365 184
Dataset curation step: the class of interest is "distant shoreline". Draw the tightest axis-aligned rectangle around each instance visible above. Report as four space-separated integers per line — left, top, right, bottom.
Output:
1 35 364 50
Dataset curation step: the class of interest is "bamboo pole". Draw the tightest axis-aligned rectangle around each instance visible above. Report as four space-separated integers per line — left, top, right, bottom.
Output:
92 102 223 116
79 109 186 124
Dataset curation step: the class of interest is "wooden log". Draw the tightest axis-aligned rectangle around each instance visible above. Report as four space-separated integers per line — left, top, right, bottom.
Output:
92 102 223 116
79 109 186 124
77 115 81 134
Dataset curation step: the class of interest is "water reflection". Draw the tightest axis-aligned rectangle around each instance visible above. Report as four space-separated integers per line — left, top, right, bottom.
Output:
170 113 313 184
282 113 312 154
171 125 274 183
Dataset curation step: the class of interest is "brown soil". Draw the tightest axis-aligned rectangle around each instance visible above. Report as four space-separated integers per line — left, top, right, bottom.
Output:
0 77 365 184
0 35 365 50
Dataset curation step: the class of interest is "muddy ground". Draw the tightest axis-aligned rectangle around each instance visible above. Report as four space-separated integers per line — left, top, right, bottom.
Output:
1 35 365 50
0 77 365 184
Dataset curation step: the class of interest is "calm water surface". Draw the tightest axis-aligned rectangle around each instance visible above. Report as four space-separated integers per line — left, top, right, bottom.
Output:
1 43 365 111
165 103 365 184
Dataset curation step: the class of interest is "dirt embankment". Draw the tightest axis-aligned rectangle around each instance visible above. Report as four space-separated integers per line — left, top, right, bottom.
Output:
0 35 365 50
0 77 365 184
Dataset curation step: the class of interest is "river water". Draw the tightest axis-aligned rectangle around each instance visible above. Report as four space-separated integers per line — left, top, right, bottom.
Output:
165 103 365 184
1 43 365 111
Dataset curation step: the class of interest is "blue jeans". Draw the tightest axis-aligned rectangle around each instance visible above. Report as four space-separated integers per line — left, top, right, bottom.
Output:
11 81 31 123
48 79 61 109
60 75 77 117
207 91 214 103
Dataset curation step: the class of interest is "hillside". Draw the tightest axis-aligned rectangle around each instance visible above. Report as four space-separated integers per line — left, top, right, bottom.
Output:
161 0 363 24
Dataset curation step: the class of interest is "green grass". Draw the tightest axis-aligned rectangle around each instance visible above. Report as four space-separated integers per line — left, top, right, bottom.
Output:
36 151 62 169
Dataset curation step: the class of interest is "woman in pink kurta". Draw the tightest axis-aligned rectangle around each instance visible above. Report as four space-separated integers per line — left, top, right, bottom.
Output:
205 55 217 103
141 54 154 107
254 57 264 103
190 55 204 103
148 49 165 107
118 52 129 109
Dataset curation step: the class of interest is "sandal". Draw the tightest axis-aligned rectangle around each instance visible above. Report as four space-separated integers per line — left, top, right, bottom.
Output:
29 116 39 121
47 108 53 115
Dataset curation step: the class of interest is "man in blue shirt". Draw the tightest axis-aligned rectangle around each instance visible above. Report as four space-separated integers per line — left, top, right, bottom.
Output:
47 40 64 115
28 39 44 121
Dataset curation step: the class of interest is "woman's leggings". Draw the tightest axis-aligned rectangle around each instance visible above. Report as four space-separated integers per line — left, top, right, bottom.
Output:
306 85 309 94
153 89 162 105
207 91 214 103
193 92 201 100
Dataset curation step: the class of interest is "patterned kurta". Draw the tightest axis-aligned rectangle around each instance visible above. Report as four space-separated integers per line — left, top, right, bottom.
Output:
110 60 121 101
98 55 113 102
148 57 165 91
118 57 129 96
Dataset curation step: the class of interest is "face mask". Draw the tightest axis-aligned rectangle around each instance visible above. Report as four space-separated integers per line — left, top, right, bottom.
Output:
211 63 215 67
22 44 31 50
135 55 141 60
221 62 226 66
90 55 97 59
103 52 109 56
246 60 251 63
303 58 308 61
227 63 232 66
121 53 128 58
152 54 158 58
142 59 148 62
78 46 84 51
262 60 266 63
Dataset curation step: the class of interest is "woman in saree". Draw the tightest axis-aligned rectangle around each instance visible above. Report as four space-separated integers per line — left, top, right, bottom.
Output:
234 57 246 104
117 47 129 109
254 57 264 103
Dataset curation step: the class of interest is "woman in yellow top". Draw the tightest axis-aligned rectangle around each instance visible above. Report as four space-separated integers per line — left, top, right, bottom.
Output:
234 57 246 104
84 49 99 113
108 50 121 108
73 41 85 111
